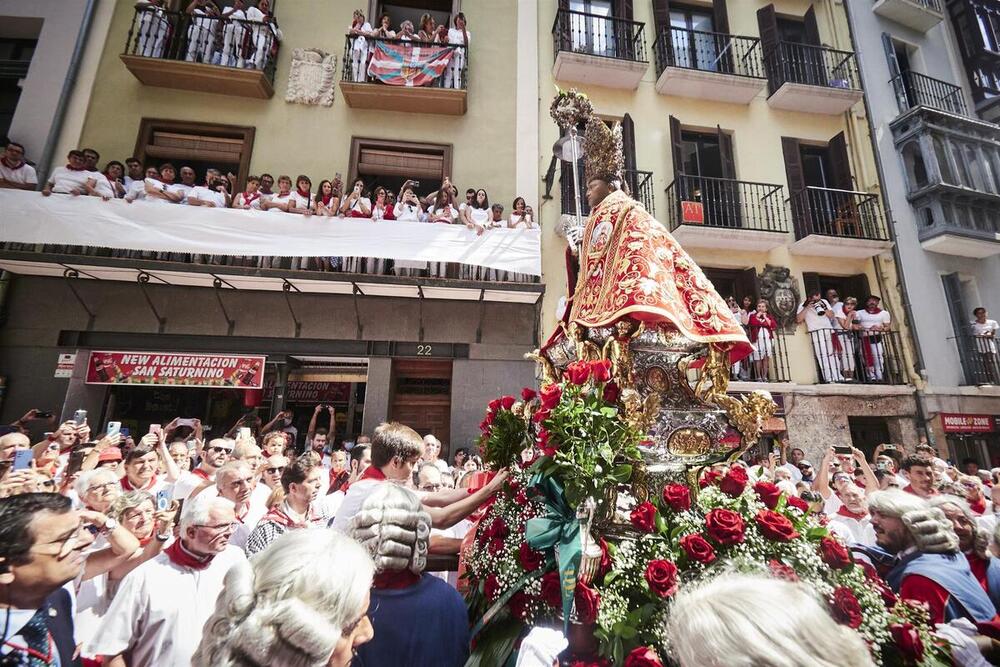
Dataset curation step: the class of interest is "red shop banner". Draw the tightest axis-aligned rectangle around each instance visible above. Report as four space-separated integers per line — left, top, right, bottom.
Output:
285 381 352 404
86 352 266 389
941 413 996 434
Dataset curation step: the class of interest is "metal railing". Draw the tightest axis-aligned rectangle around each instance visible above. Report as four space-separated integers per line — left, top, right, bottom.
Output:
790 187 889 241
954 334 1000 385
808 329 906 384
124 6 280 81
736 326 791 382
904 0 944 12
765 41 860 92
664 175 788 233
892 70 967 116
560 166 655 217
653 27 764 79
342 35 467 89
552 9 647 62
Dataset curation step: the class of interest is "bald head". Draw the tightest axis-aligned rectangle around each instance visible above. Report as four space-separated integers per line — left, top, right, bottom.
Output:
0 432 30 462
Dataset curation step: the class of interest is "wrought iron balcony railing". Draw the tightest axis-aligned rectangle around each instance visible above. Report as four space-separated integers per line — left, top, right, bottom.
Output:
737 326 791 383
892 70 968 116
560 165 655 217
809 329 907 384
954 334 1000 385
664 175 788 233
552 9 647 62
653 27 764 79
341 35 467 90
913 0 944 12
790 187 889 241
765 41 860 92
124 6 280 82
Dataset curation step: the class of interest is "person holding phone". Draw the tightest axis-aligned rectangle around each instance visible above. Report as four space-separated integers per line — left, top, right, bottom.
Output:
172 437 234 501
444 12 470 89
339 177 372 219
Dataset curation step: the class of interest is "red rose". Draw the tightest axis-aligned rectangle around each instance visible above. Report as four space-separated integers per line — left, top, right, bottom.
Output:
537 429 557 458
755 509 800 542
786 495 810 512
602 381 620 403
487 398 501 414
488 538 505 554
500 395 516 410
539 383 562 409
629 501 658 533
515 488 529 505
767 559 799 582
890 622 925 662
518 542 544 571
753 481 782 509
819 536 852 570
644 559 679 598
532 408 551 424
573 581 600 623
719 466 749 497
564 361 591 385
623 646 663 667
679 534 716 564
488 517 509 540
830 586 863 629
705 508 745 545
540 571 562 608
483 574 500 601
589 359 612 382
569 660 610 667
699 469 721 488
861 562 897 606
521 387 537 402
507 591 532 620
597 537 612 580
479 419 491 435
661 483 691 512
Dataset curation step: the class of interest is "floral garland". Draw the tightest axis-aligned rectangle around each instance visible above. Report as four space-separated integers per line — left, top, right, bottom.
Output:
550 88 594 130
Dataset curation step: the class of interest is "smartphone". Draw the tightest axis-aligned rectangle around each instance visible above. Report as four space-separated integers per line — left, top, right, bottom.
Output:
149 423 162 437
238 427 252 441
883 444 896 451
12 450 33 471
176 418 195 428
33 411 53 420
187 439 197 450
106 421 121 439
120 427 131 438
156 489 171 511
834 445 853 455
73 409 87 425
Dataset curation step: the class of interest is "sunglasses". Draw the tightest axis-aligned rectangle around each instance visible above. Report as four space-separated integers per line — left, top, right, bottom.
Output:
265 466 284 474
209 446 233 455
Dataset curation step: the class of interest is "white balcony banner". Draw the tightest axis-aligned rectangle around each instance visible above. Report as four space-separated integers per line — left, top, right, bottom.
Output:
0 190 542 275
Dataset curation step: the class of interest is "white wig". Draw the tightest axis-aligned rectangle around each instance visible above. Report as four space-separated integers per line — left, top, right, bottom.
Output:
180 492 235 532
928 494 988 556
74 467 120 498
348 483 431 574
868 489 958 554
666 574 875 667
192 528 374 667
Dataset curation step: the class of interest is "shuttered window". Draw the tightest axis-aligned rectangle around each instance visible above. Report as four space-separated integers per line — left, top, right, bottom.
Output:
134 118 255 188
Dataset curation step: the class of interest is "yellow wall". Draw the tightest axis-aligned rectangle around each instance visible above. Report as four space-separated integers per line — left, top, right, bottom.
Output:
77 1 522 209
536 0 921 387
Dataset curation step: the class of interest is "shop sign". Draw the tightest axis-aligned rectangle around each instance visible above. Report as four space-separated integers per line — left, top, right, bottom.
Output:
54 353 77 378
941 413 996 434
286 382 351 404
85 352 266 389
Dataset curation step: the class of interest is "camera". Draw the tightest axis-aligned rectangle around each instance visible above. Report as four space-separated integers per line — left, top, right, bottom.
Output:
812 301 827 316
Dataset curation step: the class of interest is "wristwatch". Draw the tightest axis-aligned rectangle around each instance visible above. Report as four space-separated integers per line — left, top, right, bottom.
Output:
100 517 118 534
155 532 171 542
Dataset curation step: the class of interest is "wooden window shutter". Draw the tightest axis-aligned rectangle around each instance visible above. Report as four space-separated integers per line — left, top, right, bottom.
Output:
622 113 638 195
757 5 779 93
616 0 634 20
846 273 872 303
713 0 730 35
718 125 736 179
651 0 671 35
802 272 822 299
669 115 684 177
782 136 810 232
804 6 821 46
741 266 760 301
559 0 569 9
828 131 854 191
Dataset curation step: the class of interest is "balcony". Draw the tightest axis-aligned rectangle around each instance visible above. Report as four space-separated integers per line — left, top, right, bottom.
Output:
809 330 907 385
560 166 655 217
789 187 894 258
892 70 968 116
120 7 278 99
664 175 789 251
338 36 467 116
552 9 648 90
954 334 1000 386
653 27 767 105
873 0 945 32
764 42 863 114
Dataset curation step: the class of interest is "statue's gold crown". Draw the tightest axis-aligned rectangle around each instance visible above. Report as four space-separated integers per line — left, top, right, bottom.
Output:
584 118 624 185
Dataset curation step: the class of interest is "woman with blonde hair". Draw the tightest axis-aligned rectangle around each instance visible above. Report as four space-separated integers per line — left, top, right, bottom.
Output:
193 528 375 667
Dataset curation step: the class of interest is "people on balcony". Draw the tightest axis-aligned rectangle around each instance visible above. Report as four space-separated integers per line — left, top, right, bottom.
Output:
855 295 892 382
445 13 470 90
232 175 262 210
418 13 437 42
836 297 859 380
185 0 220 64
972 307 1000 385
374 13 396 39
348 9 374 83
748 300 778 381
797 290 838 383
102 161 127 199
125 166 160 202
508 197 535 229
261 174 294 213
398 20 416 41
245 0 281 71
134 0 169 59
219 0 248 68
123 157 144 189
341 178 372 218
314 178 340 217
0 141 37 191
41 150 98 198
394 181 424 222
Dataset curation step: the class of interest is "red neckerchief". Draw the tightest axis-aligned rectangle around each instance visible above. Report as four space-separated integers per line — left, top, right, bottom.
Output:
242 191 260 205
235 503 249 523
65 163 86 172
970 496 988 515
0 156 23 170
165 539 214 570
866 306 882 314
262 501 313 529
192 467 212 481
319 193 333 206
329 468 349 494
296 186 311 199
373 570 421 590
342 465 387 493
836 505 868 520
138 534 154 547
121 474 157 491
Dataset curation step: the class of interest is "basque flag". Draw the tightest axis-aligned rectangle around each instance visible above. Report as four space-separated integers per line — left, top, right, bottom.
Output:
367 40 456 87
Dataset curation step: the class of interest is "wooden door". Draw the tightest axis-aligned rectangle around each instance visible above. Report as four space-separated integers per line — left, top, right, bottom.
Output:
389 359 452 448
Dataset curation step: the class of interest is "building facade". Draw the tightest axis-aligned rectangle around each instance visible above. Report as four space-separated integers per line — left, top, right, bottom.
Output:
536 0 927 459
845 0 1000 465
0 0 541 454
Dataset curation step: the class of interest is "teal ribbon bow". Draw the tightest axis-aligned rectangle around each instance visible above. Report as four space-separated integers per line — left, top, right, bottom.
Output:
525 475 581 630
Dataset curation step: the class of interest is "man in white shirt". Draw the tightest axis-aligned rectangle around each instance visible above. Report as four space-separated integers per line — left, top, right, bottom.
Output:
422 434 450 474
90 494 245 666
144 163 186 204
187 178 228 208
125 166 160 202
42 149 97 196
853 295 892 381
971 307 1000 384
123 157 144 188
796 291 838 383
827 484 875 546
0 141 37 190
215 460 260 550
172 437 234 501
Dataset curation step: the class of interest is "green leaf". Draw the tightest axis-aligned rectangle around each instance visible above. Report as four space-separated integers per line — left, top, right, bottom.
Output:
654 513 667 534
806 526 829 540
611 463 633 483
465 617 523 667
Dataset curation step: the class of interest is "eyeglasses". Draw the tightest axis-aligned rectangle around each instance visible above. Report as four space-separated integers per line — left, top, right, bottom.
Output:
265 466 285 474
209 446 234 455
87 481 118 493
196 521 237 534
420 483 442 491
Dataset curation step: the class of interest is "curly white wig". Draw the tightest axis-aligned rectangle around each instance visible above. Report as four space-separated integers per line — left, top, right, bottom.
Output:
348 483 431 574
868 489 959 554
928 494 989 557
192 528 374 667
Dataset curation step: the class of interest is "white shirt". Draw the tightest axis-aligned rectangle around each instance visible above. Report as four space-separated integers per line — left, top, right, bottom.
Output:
169 182 194 204
330 478 382 532
350 22 373 51
89 171 115 199
188 185 227 208
781 461 803 483
347 195 372 215
828 513 876 546
124 179 147 202
796 301 834 332
0 159 37 186
448 27 471 46
430 518 472 587
972 319 999 353
171 470 213 502
394 201 422 221
317 489 345 519
830 301 846 330
268 192 294 212
288 190 313 210
854 308 891 332
49 166 94 194
88 546 246 666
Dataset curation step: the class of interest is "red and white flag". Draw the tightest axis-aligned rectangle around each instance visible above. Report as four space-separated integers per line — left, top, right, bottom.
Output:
367 40 457 87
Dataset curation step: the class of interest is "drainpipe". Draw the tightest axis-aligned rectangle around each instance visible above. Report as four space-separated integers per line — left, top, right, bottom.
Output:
841 0 935 446
35 0 99 186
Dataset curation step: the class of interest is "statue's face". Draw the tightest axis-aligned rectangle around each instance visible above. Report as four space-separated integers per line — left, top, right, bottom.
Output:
586 178 611 209
774 289 794 314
